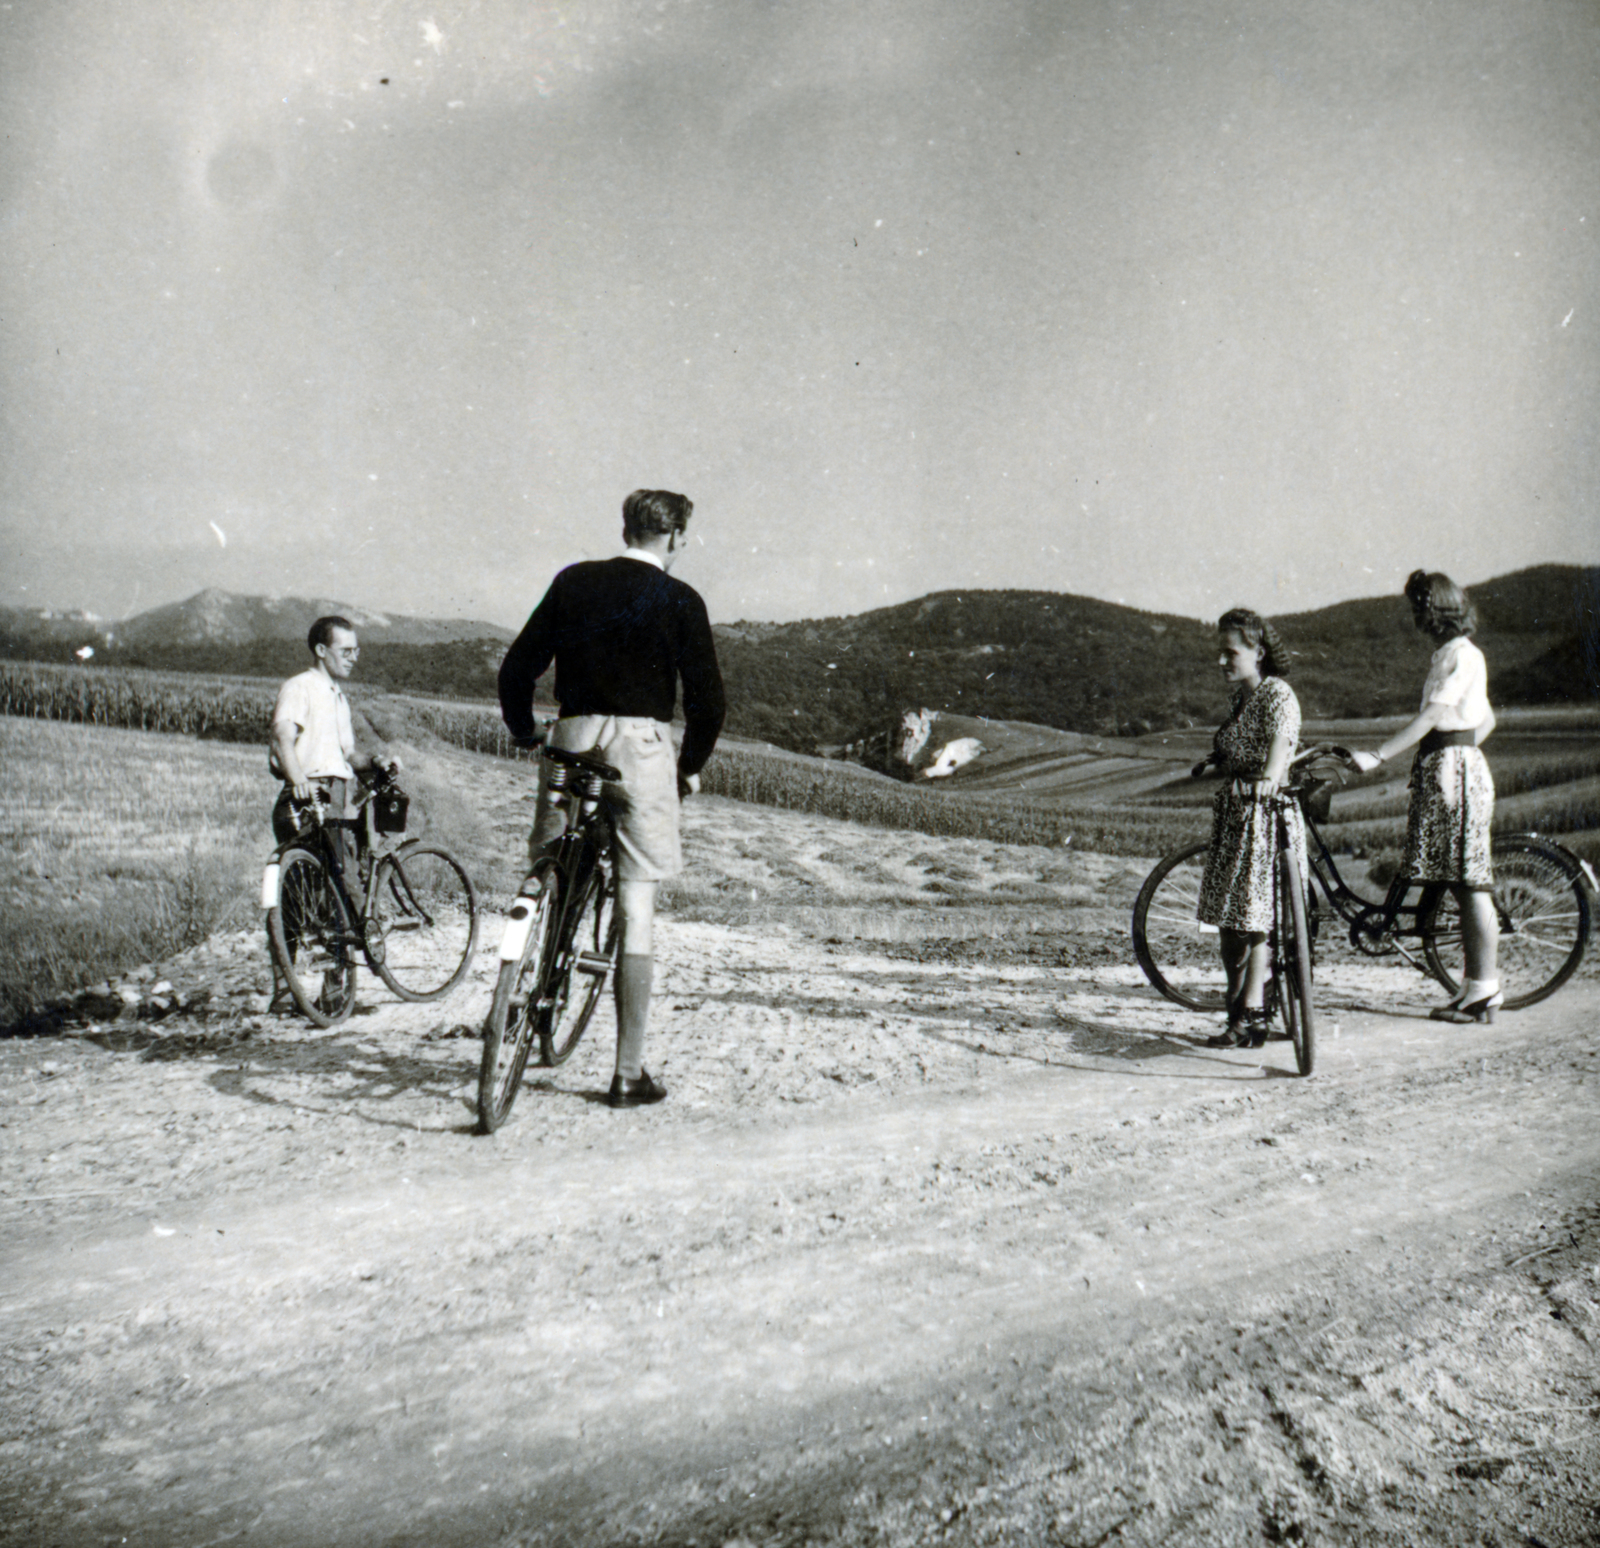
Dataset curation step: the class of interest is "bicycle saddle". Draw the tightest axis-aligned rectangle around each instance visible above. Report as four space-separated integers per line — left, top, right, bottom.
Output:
542 744 623 783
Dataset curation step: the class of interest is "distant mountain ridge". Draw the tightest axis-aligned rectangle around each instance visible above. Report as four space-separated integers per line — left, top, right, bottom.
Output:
0 588 514 703
0 587 513 651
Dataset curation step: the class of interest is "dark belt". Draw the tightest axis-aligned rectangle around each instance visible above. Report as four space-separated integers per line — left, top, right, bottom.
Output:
1417 729 1477 757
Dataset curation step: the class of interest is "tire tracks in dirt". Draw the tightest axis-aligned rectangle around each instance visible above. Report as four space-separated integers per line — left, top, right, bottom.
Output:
1 927 1597 1546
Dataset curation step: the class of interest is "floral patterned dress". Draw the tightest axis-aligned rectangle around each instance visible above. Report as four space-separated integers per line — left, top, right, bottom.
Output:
1403 638 1495 888
1197 676 1305 932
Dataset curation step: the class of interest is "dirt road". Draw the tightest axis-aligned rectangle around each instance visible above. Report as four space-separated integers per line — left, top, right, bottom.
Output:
3 893 1598 1546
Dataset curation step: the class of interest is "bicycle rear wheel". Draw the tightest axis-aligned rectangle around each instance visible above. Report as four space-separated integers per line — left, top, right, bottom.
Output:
371 843 480 1001
1276 848 1315 1076
541 863 619 1068
268 847 357 1027
1421 834 1591 1010
1131 841 1228 1011
478 861 558 1134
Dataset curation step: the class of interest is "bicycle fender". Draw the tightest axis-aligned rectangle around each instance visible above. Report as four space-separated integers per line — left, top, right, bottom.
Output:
1505 833 1598 895
260 862 280 909
498 899 537 962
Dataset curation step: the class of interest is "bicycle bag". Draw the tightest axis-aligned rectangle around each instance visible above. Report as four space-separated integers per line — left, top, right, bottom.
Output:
1301 778 1335 825
373 786 410 834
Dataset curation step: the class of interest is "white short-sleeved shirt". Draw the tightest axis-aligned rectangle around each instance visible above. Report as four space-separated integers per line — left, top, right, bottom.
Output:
1420 637 1491 732
271 668 355 781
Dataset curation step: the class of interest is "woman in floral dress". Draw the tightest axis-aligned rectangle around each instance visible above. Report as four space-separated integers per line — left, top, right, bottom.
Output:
1195 608 1304 1048
1351 571 1498 1023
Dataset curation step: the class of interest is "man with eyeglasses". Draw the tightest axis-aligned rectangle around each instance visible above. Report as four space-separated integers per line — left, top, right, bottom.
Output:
268 616 398 1006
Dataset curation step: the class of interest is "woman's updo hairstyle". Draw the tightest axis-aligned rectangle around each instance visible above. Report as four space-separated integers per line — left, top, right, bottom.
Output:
1217 607 1290 678
1404 569 1477 641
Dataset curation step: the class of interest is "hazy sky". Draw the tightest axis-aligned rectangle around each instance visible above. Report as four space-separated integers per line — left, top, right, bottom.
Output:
3 0 1597 629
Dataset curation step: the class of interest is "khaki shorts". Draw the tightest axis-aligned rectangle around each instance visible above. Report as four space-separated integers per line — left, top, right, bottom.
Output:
530 716 681 882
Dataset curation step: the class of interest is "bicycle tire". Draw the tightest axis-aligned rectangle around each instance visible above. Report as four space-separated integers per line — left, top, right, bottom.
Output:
541 861 619 1068
370 843 480 1002
1277 848 1315 1076
1420 834 1591 1010
268 847 357 1027
1131 840 1229 1012
477 861 559 1134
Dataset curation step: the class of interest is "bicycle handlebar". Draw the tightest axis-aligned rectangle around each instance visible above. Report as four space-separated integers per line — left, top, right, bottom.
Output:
291 762 404 829
1191 743 1357 780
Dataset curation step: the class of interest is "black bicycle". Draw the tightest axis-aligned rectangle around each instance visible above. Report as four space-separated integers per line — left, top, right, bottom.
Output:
477 745 621 1133
264 771 480 1026
1133 745 1594 1040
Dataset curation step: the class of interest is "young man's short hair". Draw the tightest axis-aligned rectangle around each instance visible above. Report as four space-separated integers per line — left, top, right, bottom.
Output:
308 615 356 652
622 489 693 542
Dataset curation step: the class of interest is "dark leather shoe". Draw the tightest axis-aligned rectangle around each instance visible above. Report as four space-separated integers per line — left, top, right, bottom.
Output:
1243 1008 1272 1049
1430 992 1502 1025
1206 996 1247 1047
608 1070 667 1108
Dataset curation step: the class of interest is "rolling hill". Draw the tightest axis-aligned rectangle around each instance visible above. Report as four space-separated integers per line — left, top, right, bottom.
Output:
715 563 1599 752
3 566 1593 749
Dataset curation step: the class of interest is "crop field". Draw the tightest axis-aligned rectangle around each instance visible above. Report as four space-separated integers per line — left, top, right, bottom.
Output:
8 661 1595 858
0 716 1148 1029
0 718 268 1025
3 702 1597 1046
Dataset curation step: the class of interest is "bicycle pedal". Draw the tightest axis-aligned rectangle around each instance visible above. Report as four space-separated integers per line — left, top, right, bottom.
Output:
574 951 612 976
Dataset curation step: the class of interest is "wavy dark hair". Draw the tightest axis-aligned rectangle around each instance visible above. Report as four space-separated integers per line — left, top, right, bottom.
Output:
1404 569 1476 641
307 615 355 652
1216 607 1290 678
622 488 693 541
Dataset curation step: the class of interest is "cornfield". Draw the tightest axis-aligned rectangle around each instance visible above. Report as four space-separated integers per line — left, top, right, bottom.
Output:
0 660 275 741
399 699 533 761
8 661 1593 858
699 744 1080 846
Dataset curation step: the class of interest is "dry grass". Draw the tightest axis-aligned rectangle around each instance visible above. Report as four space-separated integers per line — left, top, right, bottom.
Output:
0 719 269 1024
11 661 1593 858
6 695 1592 1027
0 716 520 1027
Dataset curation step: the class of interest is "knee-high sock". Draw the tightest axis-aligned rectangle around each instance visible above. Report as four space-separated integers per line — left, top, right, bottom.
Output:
615 954 654 1079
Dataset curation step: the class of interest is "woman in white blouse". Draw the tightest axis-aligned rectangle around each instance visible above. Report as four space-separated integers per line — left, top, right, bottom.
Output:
1351 571 1499 1022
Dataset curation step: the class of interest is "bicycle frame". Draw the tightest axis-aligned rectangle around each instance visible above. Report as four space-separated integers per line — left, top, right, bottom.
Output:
1290 747 1541 978
265 783 405 946
495 756 616 983
1300 807 1442 971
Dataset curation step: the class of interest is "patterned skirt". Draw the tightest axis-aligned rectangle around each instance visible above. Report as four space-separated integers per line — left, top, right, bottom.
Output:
1197 783 1308 933
1403 747 1494 888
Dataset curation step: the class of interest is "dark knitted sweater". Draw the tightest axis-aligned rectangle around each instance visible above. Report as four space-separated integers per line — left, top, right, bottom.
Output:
498 556 726 777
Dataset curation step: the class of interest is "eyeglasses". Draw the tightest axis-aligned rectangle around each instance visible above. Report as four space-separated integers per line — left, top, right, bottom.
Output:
326 646 359 659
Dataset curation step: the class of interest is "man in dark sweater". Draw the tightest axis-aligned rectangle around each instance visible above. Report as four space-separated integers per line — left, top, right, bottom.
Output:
498 489 725 1108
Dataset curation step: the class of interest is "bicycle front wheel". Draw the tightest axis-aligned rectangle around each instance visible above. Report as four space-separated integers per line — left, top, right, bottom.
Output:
478 862 558 1134
268 847 357 1027
1131 841 1228 1012
541 864 619 1068
1421 834 1592 1010
370 844 480 1001
1276 848 1315 1076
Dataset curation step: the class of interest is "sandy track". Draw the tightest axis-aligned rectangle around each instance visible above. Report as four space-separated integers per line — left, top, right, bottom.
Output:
3 893 1599 1546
